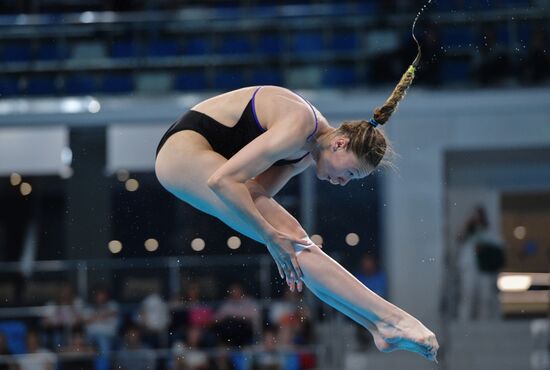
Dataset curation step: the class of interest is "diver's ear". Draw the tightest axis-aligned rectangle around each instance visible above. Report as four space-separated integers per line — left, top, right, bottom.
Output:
334 136 350 151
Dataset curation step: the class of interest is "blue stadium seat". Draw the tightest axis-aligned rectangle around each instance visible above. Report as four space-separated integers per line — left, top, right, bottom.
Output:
218 35 252 55
147 40 180 57
257 35 282 55
65 74 96 95
174 71 208 91
441 27 475 49
26 76 58 95
36 42 68 61
0 77 20 97
330 32 358 51
214 69 245 90
517 23 532 43
356 2 378 14
1 43 32 62
0 321 27 354
250 69 283 86
496 25 510 45
322 66 357 87
111 41 141 58
100 73 134 93
183 38 211 56
292 32 324 54
440 60 472 83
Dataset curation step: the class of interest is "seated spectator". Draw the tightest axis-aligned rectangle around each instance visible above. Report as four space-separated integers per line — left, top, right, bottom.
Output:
171 338 209 370
81 285 119 357
0 332 16 370
170 281 215 347
136 293 171 348
15 331 56 370
269 290 312 347
56 327 95 370
354 254 387 299
113 326 156 370
252 328 300 370
213 283 260 347
41 282 84 349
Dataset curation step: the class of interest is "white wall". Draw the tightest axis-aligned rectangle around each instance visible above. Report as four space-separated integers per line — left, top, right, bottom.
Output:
381 87 550 330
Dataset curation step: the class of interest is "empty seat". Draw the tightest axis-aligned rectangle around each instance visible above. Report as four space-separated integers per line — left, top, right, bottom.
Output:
250 69 283 86
0 77 20 97
71 41 107 60
330 32 358 51
257 34 282 55
292 32 324 54
214 69 245 90
323 66 357 87
64 74 97 95
183 38 211 56
441 27 475 49
174 71 208 91
135 72 173 93
218 35 252 55
0 321 27 354
25 76 58 95
147 40 180 57
36 42 68 61
440 60 472 83
111 41 141 58
1 43 32 62
100 73 134 94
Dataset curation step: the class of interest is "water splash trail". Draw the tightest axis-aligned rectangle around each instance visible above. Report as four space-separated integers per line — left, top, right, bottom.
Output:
411 0 435 68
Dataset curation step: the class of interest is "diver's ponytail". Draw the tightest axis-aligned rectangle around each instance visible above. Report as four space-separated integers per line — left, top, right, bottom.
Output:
371 36 421 126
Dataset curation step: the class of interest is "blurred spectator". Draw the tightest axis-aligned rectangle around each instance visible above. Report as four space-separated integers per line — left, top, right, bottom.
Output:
213 283 260 347
15 331 56 370
170 281 216 348
41 282 84 349
171 336 209 370
113 326 156 370
136 293 171 348
251 328 301 370
56 327 95 370
0 332 16 370
354 254 388 299
81 286 119 356
457 206 504 321
269 290 312 347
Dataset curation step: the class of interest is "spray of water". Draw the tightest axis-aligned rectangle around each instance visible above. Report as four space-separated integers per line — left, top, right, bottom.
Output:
410 0 434 68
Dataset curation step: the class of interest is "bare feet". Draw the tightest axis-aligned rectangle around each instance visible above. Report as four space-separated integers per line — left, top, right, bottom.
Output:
374 316 439 362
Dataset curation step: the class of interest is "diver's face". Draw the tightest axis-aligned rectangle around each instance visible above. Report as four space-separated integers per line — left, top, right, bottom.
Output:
315 137 373 186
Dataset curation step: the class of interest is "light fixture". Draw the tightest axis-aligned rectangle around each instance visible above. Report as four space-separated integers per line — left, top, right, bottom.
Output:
108 240 123 254
227 236 241 250
20 182 32 196
345 233 360 246
10 173 22 186
144 238 159 252
191 238 205 252
497 274 532 292
310 234 323 246
125 179 139 192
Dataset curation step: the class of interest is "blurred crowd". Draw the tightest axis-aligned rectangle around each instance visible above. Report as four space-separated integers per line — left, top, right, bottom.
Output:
0 281 317 370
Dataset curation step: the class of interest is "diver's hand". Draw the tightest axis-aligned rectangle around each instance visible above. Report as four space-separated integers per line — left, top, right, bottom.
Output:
265 230 309 291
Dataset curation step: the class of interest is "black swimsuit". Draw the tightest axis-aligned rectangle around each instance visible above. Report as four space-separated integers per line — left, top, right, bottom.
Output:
155 86 319 166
